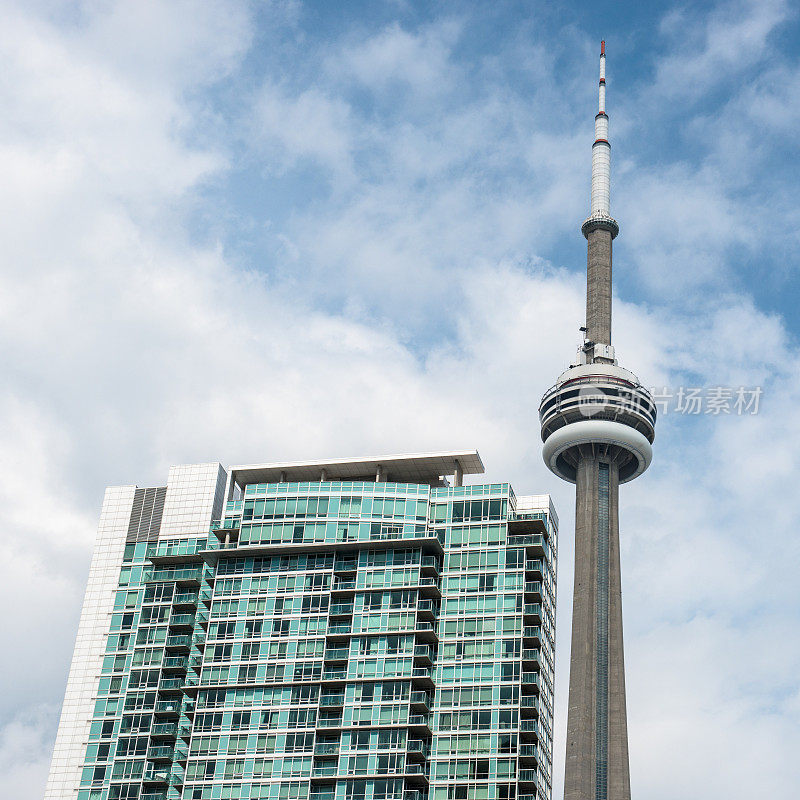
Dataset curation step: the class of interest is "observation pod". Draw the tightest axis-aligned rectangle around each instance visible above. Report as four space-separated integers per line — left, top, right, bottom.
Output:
539 364 656 484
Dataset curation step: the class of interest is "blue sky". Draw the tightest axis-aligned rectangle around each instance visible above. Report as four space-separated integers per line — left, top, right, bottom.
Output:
1 1 799 798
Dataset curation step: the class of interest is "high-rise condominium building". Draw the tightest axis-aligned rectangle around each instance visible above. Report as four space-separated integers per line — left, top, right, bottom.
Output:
45 452 558 800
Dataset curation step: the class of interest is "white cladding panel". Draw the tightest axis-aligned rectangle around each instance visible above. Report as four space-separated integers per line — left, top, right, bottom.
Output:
44 486 136 800
159 463 227 539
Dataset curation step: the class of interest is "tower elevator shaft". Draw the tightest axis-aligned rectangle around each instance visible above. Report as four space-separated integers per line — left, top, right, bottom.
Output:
564 454 631 800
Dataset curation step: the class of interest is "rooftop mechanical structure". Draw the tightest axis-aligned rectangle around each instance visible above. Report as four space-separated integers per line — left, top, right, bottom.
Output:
539 42 656 800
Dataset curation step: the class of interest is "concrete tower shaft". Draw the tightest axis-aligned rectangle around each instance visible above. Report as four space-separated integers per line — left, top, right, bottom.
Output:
539 42 655 800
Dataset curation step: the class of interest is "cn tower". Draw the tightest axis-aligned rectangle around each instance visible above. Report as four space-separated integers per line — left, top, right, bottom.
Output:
539 42 656 800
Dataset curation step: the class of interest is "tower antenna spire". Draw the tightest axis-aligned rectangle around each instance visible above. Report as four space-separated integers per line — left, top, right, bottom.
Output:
581 39 618 359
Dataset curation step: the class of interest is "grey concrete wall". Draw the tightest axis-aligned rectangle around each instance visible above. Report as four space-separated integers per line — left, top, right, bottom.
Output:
563 452 630 800
586 229 613 347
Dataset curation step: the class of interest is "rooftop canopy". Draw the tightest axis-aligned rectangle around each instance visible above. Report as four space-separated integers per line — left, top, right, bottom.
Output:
229 450 484 490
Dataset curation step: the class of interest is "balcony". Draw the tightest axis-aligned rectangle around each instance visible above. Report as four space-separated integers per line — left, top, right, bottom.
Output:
172 592 198 608
411 668 434 688
420 555 439 572
150 723 177 738
522 672 540 689
158 678 184 692
520 696 539 717
507 532 548 555
416 600 436 619
524 581 542 598
164 636 191 651
144 567 204 585
525 559 544 576
334 560 357 573
314 742 340 756
147 746 174 761
518 769 538 784
408 715 431 732
312 765 339 777
187 655 202 671
162 657 187 672
332 580 356 592
520 719 539 734
519 744 539 760
406 740 429 758
413 645 433 665
404 792 426 800
327 624 352 636
329 603 353 616
523 604 542 623
324 648 349 661
404 763 428 780
140 793 167 800
417 577 441 597
410 691 431 710
522 627 542 645
142 768 170 784
319 694 344 707
154 700 182 717
317 717 343 729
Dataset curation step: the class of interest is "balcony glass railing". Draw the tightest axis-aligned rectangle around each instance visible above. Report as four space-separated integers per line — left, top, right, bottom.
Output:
165 636 191 649
150 723 177 737
147 538 206 559
412 668 432 679
172 592 198 606
327 624 351 635
319 694 345 707
169 614 195 627
410 691 431 706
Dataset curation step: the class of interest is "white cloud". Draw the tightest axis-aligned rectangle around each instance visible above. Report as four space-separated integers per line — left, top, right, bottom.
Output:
1 2 800 800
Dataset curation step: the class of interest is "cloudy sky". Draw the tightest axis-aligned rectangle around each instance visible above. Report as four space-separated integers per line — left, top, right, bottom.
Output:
2 0 799 797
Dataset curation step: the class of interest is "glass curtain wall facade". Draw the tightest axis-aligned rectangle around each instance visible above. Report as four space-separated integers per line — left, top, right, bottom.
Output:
55 458 556 800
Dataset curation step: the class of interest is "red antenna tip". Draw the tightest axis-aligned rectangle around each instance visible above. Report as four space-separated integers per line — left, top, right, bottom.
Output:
601 40 605 55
